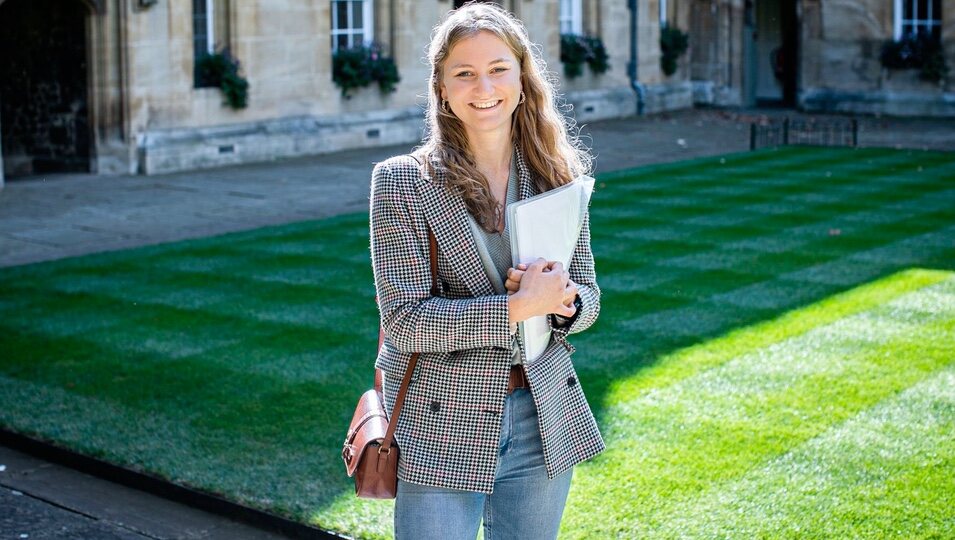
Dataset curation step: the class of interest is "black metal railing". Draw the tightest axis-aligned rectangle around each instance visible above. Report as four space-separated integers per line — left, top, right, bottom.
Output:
750 117 858 150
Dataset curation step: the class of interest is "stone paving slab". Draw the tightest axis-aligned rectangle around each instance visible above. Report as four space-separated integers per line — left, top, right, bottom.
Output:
1 487 147 540
0 446 287 540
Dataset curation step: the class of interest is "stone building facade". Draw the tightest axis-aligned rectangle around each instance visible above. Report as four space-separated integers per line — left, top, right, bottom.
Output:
0 0 950 183
689 0 954 115
0 0 695 182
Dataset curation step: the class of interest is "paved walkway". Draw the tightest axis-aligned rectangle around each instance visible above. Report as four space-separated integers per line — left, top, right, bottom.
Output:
0 445 287 540
1 108 952 538
3 108 952 268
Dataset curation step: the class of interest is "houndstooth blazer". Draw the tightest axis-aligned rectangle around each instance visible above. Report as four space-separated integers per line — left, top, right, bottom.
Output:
369 148 605 494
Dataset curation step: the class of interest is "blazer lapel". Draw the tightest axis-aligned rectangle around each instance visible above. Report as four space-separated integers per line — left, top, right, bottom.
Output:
515 147 536 201
415 165 494 298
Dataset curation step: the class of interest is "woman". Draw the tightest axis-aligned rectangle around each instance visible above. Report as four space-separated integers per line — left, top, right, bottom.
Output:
369 3 603 538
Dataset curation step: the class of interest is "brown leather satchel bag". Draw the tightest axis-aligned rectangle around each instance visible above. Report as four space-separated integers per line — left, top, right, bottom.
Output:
342 228 438 499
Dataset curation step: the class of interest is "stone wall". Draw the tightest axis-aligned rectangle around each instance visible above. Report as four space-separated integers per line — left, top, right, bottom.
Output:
689 0 745 107
133 0 694 174
799 0 955 117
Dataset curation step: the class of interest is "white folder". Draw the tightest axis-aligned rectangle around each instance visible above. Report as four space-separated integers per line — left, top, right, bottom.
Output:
507 176 595 362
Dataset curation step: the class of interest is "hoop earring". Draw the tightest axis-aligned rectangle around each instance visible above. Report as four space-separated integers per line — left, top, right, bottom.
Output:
442 99 450 113
519 91 526 105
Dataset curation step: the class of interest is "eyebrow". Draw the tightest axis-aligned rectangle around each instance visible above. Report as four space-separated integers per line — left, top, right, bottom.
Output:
448 58 513 70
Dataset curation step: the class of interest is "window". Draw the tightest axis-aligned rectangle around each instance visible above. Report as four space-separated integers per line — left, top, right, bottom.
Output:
194 0 214 58
894 0 942 41
559 0 582 35
193 0 231 86
331 0 374 51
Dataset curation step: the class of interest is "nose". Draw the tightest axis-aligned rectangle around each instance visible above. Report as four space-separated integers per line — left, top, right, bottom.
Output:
475 75 493 96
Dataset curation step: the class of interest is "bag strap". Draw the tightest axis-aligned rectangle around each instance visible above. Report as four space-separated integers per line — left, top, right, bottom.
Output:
377 227 438 454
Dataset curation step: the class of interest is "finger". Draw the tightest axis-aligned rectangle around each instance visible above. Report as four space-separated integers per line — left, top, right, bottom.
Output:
548 262 564 273
527 258 548 272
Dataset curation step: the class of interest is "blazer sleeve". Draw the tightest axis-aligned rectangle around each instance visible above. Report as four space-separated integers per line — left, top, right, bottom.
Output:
548 208 600 339
370 159 514 354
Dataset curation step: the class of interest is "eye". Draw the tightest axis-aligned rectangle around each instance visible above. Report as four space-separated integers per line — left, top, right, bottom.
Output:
455 70 474 78
492 66 509 73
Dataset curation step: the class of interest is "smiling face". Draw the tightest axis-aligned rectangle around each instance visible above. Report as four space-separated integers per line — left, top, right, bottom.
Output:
439 30 523 145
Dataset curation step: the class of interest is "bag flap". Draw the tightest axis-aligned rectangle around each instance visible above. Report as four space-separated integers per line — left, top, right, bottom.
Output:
343 388 390 477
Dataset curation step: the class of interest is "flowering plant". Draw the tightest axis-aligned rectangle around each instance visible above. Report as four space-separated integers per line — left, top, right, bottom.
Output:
332 43 401 98
560 34 610 79
195 48 249 109
881 32 949 83
660 25 689 76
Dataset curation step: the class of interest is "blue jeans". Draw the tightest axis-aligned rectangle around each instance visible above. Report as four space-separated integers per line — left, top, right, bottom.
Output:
394 388 574 540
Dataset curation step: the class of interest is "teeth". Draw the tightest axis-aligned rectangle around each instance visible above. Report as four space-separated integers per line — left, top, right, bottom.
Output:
473 100 499 109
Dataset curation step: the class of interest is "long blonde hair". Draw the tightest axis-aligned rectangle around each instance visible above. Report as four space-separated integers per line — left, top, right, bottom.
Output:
415 1 592 233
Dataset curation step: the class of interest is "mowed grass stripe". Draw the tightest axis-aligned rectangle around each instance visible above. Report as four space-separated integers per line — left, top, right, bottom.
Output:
597 146 899 186
597 200 952 258
1 283 367 358
581 268 950 402
647 365 955 540
561 275 955 538
6 259 375 337
0 210 370 280
600 147 943 202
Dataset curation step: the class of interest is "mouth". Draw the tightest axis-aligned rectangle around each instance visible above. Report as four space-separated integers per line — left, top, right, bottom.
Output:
469 100 502 110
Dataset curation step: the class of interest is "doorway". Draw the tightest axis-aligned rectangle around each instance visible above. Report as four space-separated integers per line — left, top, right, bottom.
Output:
0 0 91 177
748 0 798 107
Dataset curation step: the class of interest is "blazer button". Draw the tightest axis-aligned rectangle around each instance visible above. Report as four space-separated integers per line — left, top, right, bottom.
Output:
430 401 441 413
442 281 451 293
567 376 577 387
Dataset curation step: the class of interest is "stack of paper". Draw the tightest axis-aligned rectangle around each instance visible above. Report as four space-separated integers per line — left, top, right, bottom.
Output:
507 176 595 362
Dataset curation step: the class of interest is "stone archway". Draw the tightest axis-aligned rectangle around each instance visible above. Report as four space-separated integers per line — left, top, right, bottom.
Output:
0 0 98 179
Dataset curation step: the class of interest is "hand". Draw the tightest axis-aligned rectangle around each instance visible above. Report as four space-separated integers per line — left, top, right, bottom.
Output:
507 263 577 302
507 259 576 323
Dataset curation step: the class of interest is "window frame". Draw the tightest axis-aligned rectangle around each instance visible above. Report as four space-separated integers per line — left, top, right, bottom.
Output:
559 0 583 36
893 0 942 41
330 0 375 52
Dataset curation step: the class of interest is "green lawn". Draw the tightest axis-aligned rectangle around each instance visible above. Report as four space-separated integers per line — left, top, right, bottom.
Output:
1 146 953 539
